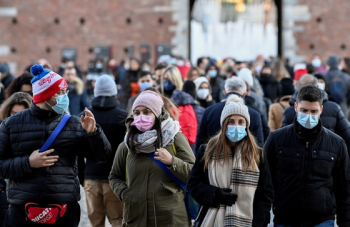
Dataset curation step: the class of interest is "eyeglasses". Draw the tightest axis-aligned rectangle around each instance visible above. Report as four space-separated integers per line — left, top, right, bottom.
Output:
56 90 69 96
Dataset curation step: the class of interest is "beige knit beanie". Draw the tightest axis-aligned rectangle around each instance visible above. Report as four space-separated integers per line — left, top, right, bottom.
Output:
220 94 250 126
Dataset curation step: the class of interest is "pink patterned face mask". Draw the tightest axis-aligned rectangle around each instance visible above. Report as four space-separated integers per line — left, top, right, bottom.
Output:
131 115 154 132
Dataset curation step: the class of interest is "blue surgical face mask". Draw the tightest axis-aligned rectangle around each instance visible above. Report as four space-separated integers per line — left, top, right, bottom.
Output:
226 125 247 143
95 63 103 69
49 94 70 114
164 80 176 91
312 59 321 68
208 70 217 78
140 82 153 91
297 112 319 129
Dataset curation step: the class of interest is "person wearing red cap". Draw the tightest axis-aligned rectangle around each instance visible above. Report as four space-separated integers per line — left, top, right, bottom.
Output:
0 64 111 226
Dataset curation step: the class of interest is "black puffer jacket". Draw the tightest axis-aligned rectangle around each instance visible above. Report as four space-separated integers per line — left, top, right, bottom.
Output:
265 119 350 226
0 104 111 205
282 90 350 153
84 96 127 180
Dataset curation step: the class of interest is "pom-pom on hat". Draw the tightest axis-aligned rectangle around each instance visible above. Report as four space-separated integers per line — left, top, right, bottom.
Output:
30 64 68 104
220 94 250 127
132 90 164 117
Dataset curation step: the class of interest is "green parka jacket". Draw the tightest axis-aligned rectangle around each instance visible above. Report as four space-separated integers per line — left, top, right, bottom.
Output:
109 110 196 227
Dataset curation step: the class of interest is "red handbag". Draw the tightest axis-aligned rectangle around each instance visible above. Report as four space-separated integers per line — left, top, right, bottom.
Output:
25 203 67 224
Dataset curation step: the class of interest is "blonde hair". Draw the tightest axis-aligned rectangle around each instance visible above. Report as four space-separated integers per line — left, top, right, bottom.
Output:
163 66 183 91
204 116 262 171
272 59 290 81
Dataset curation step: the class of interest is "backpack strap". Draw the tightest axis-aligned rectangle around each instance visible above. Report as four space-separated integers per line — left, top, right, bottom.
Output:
39 114 71 153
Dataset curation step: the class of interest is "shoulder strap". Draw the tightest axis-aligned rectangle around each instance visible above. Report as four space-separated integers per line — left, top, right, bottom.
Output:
278 102 286 110
39 114 71 153
147 152 186 190
172 143 177 156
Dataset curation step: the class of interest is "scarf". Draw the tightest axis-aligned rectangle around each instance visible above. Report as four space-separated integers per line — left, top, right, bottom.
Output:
124 116 180 153
201 149 260 227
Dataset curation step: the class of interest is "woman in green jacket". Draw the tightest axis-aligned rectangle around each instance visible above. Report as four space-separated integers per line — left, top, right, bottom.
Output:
109 90 195 227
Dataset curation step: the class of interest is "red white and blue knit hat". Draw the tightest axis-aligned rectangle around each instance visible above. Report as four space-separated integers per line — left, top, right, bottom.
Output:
30 64 68 104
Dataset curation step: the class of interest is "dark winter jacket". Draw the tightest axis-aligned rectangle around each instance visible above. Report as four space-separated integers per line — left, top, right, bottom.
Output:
84 96 127 181
123 69 140 107
188 145 274 226
0 104 111 205
210 77 224 103
67 78 91 116
197 98 215 108
325 57 350 113
259 74 279 102
195 92 264 152
265 119 350 226
282 91 350 153
245 95 270 141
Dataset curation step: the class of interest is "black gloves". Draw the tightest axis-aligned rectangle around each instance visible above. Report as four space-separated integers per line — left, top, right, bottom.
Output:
216 188 238 206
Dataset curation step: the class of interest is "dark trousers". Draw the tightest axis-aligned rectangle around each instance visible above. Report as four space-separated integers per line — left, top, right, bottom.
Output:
4 202 80 227
0 190 9 227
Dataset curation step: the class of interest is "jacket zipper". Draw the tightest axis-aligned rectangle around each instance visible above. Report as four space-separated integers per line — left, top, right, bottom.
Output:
300 141 309 220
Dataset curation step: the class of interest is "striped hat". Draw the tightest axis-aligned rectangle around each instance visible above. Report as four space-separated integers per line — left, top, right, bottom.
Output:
30 64 68 104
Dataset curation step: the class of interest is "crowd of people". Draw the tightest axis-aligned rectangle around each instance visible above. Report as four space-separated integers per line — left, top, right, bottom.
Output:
0 52 349 227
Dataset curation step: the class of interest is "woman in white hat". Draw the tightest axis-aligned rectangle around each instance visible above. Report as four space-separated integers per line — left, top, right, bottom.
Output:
188 94 273 227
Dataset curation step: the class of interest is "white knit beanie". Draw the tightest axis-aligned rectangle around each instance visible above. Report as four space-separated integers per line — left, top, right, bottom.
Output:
220 94 250 126
193 77 210 91
237 68 253 87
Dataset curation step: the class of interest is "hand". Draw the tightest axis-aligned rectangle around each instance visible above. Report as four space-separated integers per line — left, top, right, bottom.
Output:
206 94 213 102
29 149 59 168
81 108 96 133
154 148 173 165
216 188 238 206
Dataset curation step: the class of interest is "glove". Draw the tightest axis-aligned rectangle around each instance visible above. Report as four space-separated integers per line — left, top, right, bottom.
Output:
216 188 238 206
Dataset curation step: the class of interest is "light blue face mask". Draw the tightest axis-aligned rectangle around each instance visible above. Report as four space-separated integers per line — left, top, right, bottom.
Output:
49 94 70 114
297 112 319 129
226 125 247 143
208 70 217 78
140 83 153 91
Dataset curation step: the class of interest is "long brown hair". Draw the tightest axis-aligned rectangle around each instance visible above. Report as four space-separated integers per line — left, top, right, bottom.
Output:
0 92 32 121
272 59 290 81
204 116 262 171
144 87 179 120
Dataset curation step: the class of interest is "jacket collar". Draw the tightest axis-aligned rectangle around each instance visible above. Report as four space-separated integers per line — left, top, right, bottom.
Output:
91 96 119 110
293 116 323 142
29 103 61 121
223 92 244 102
279 95 292 102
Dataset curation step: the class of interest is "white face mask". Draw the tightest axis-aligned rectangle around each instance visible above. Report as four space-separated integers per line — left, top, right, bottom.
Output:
318 82 325 90
197 89 210 100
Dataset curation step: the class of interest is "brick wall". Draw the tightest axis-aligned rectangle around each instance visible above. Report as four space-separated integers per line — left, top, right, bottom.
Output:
294 0 350 62
0 0 176 74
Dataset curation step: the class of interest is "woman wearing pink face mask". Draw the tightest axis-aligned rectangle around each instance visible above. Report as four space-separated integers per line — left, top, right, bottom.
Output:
109 90 195 227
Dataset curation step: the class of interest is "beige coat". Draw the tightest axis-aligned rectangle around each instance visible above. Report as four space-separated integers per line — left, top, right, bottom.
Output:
268 95 292 131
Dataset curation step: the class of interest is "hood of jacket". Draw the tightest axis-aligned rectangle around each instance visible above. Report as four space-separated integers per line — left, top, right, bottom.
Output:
289 90 328 106
259 74 279 85
171 90 196 106
68 77 84 95
327 55 340 70
91 96 119 110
